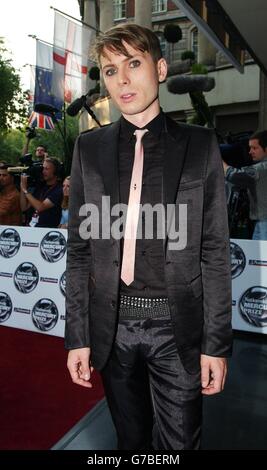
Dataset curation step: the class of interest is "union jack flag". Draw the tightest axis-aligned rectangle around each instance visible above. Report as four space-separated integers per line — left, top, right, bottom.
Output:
28 111 55 130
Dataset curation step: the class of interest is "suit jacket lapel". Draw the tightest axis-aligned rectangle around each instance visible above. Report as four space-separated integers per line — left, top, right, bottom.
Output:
97 121 121 259
97 116 190 255
98 120 120 209
163 118 190 253
163 117 190 206
98 117 189 208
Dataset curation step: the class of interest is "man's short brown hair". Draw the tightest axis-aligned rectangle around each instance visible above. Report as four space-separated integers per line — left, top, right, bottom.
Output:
92 23 162 66
250 130 267 150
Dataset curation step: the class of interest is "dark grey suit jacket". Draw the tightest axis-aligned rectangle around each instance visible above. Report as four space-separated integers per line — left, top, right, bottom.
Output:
65 116 232 373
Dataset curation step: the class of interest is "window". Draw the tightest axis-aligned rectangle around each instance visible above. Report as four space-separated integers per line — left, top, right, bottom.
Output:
152 0 167 14
191 28 198 59
170 41 184 62
113 0 126 20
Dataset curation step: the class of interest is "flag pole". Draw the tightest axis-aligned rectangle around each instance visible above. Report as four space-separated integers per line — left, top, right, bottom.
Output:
28 35 96 62
28 35 53 48
50 6 101 33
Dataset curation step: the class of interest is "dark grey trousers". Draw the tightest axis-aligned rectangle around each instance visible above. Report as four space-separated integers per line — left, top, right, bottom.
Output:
101 315 202 450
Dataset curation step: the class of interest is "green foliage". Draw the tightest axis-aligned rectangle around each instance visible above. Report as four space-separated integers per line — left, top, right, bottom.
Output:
28 114 79 172
0 38 28 134
164 24 182 43
0 129 25 163
181 50 195 62
89 66 100 81
188 63 213 127
191 63 208 75
0 39 79 173
188 90 213 127
0 114 79 173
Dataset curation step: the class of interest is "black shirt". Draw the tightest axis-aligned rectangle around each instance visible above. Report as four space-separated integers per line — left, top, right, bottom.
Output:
28 183 63 228
119 111 167 298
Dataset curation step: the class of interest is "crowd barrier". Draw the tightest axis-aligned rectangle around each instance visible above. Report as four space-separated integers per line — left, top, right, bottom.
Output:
0 226 266 336
0 225 66 337
231 239 267 334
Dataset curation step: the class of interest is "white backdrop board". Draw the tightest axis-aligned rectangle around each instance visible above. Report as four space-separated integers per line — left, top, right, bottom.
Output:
231 239 267 334
0 225 66 337
1 227 267 337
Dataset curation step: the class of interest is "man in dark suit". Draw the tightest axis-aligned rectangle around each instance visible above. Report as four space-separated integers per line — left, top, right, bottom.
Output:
65 23 232 450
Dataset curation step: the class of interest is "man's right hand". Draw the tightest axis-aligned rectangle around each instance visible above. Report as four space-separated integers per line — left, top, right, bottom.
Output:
67 347 94 388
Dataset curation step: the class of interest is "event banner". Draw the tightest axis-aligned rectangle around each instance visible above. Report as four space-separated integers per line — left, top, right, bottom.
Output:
1 228 267 337
231 238 267 334
0 226 66 337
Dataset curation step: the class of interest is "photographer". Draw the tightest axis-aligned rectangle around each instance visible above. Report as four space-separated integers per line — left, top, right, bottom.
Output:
20 158 63 228
223 130 267 240
35 145 48 162
21 126 48 162
0 165 22 226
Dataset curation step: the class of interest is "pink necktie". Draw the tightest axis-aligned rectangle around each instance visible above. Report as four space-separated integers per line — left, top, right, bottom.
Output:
121 129 148 286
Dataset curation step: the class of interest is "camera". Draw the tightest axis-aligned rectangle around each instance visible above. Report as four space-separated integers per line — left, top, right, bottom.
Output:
219 131 252 168
7 153 43 189
25 126 37 140
19 153 43 186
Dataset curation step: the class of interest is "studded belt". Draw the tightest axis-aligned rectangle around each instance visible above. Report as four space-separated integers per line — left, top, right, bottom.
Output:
119 295 170 319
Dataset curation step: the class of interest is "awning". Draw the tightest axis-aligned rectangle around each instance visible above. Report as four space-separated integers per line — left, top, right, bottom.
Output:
173 0 267 76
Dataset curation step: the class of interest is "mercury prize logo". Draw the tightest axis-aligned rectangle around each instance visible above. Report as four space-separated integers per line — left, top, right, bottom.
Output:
239 286 267 327
40 231 66 262
0 228 21 258
0 292 12 323
230 242 246 279
59 271 66 296
14 262 39 293
32 298 59 331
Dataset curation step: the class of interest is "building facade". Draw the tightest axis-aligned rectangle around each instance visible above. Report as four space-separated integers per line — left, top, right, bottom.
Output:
87 0 260 136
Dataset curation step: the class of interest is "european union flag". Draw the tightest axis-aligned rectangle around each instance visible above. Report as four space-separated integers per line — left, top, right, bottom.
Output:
34 66 63 120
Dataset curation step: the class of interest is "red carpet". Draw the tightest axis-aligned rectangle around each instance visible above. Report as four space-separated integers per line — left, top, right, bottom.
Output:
0 326 104 450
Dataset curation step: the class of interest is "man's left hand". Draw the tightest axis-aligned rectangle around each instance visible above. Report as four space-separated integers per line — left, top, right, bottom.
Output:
200 354 227 395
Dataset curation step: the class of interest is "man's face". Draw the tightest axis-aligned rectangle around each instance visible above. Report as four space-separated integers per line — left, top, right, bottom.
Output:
42 162 55 182
249 139 267 162
0 170 13 189
36 147 46 159
100 41 167 124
